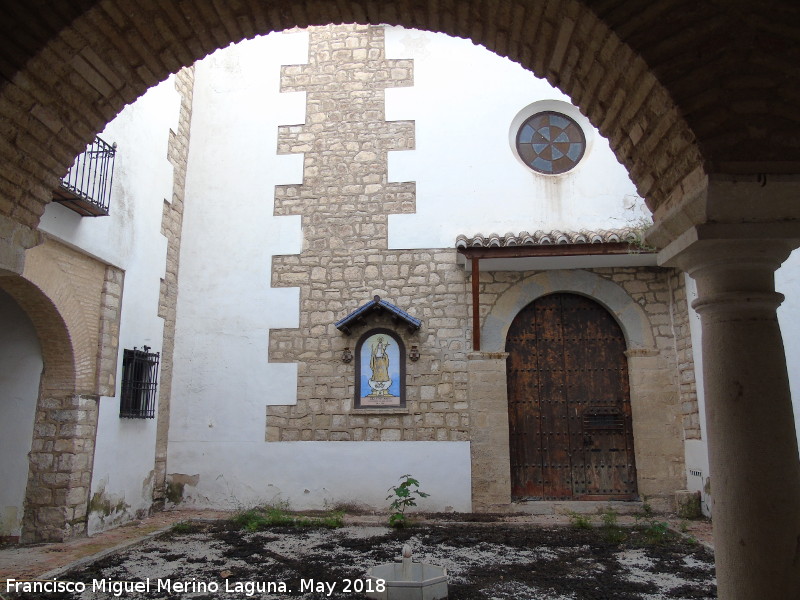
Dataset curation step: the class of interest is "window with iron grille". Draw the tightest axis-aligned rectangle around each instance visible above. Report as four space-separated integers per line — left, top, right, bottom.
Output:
120 346 160 418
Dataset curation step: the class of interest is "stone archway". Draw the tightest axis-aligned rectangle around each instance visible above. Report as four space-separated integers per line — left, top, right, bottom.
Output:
0 240 119 541
0 275 88 542
0 0 706 276
0 3 798 595
469 269 683 512
481 269 656 353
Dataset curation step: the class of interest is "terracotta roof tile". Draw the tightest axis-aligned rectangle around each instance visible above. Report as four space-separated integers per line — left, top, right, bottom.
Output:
455 228 640 248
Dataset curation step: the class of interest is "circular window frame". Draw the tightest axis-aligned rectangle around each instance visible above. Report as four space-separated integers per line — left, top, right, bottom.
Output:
509 100 595 176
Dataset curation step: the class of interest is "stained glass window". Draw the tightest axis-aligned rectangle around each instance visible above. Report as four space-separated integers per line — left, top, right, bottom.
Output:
516 111 586 174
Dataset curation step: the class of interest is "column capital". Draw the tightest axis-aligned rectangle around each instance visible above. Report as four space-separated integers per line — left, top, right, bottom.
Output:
648 174 800 250
660 232 795 276
660 235 793 319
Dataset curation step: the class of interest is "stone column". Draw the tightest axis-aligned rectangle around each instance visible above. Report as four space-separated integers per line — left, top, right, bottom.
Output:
669 237 800 599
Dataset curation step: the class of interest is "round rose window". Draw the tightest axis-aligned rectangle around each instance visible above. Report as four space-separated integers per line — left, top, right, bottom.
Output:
516 111 586 174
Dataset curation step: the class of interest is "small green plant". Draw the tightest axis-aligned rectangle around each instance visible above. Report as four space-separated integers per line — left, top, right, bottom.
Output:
627 216 657 252
642 520 670 544
640 495 653 517
568 511 593 529
678 520 689 533
599 508 618 528
170 521 197 534
603 526 628 544
598 507 626 544
231 503 343 531
312 511 345 528
387 474 429 528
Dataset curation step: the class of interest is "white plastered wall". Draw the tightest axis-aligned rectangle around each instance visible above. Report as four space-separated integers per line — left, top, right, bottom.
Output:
167 27 652 512
777 250 800 457
0 289 42 538
683 274 713 516
383 27 648 249
167 30 472 512
38 76 179 533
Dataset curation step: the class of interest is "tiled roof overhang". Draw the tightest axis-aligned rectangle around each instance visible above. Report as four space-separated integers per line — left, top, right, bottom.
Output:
456 229 641 248
455 229 657 270
335 295 422 335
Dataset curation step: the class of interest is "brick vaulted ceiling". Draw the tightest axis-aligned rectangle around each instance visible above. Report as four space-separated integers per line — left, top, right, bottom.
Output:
583 0 800 172
0 0 798 231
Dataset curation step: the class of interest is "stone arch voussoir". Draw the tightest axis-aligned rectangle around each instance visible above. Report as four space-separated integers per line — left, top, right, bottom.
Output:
0 275 77 395
0 0 703 239
482 269 657 353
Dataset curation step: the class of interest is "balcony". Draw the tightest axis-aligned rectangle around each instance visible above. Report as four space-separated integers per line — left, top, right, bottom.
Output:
53 135 117 217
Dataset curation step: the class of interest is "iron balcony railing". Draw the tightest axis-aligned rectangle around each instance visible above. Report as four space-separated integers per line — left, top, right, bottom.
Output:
53 135 117 217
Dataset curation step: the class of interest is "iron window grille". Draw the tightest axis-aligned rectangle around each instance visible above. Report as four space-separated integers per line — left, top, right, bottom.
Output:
53 135 117 216
120 346 160 419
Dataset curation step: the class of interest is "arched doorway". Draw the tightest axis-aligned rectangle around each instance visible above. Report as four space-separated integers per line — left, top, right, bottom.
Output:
0 288 42 542
506 292 637 501
0 271 97 542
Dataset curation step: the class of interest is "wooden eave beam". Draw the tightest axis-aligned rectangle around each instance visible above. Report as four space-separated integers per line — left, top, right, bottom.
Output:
472 257 480 352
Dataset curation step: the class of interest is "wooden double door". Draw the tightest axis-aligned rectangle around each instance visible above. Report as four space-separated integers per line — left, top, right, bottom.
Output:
506 293 638 500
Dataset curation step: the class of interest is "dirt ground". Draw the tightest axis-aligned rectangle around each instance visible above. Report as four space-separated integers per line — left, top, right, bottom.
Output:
3 515 716 600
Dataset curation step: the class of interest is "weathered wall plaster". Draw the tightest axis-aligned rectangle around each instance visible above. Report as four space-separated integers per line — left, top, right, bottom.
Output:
383 26 649 249
166 442 471 511
88 76 179 533
167 25 682 512
33 75 180 534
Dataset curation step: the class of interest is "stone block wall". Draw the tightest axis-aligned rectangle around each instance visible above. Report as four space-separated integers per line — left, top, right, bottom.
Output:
267 25 471 443
473 265 693 506
97 265 123 397
668 270 700 439
154 66 194 503
467 352 512 510
268 260 472 442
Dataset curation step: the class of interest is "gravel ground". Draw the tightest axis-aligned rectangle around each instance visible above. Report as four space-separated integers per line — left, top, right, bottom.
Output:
3 519 716 600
